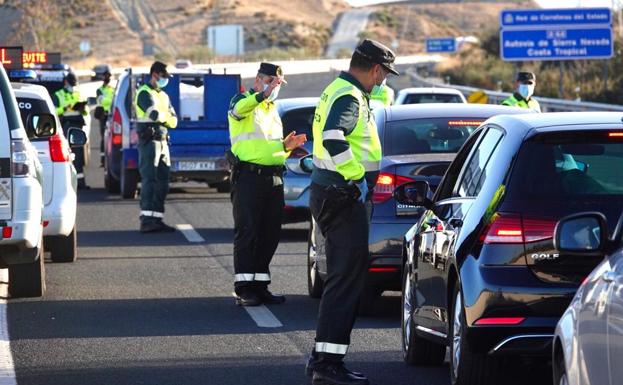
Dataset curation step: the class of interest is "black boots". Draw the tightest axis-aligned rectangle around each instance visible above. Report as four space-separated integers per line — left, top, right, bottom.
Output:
235 288 285 306
311 362 369 385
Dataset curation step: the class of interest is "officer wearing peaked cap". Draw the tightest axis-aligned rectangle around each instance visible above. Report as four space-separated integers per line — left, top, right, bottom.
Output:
228 62 307 307
305 39 398 385
501 71 541 113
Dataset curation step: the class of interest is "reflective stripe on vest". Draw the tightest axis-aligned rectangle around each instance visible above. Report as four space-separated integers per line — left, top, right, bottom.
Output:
135 84 172 123
228 92 286 166
312 77 382 177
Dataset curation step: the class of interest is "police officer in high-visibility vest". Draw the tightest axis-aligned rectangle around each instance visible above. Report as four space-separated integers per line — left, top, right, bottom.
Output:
228 63 307 306
53 72 89 189
501 71 541 112
305 39 398 385
370 79 394 106
134 61 178 233
96 70 114 167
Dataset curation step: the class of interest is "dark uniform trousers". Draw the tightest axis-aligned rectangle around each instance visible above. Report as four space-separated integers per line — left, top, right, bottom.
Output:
309 182 370 363
138 138 170 223
231 169 284 294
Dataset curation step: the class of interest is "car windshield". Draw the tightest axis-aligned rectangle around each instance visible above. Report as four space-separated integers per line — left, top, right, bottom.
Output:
507 130 623 200
384 117 482 156
403 93 463 104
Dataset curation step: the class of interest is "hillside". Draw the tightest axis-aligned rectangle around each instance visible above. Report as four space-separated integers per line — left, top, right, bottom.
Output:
0 0 536 68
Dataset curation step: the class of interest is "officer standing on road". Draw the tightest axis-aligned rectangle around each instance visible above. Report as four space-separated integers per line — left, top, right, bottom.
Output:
134 61 178 233
228 62 307 307
306 39 397 385
370 79 394 106
53 72 90 189
96 70 114 167
501 71 541 112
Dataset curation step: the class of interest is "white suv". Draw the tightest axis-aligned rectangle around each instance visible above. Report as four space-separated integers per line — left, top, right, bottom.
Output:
0 66 46 297
13 83 87 263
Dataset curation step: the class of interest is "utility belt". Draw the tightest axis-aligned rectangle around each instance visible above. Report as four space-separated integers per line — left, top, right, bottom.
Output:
137 123 168 142
226 150 284 177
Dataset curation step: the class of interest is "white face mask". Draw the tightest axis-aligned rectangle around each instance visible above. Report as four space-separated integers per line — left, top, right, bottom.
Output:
66 85 74 93
263 84 281 102
518 84 534 99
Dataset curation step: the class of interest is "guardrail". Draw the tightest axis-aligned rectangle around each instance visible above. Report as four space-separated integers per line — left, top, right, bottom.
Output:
407 67 623 112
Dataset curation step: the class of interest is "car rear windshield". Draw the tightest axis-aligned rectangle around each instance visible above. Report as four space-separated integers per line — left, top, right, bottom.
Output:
403 93 463 104
507 130 623 200
384 117 482 156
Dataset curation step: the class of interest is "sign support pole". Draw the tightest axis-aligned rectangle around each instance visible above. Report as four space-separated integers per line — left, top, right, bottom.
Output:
559 61 565 98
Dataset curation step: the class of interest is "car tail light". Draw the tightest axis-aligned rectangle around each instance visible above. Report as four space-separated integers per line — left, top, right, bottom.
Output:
372 172 413 204
289 147 309 159
480 213 556 244
2 227 12 239
369 267 399 273
11 140 34 177
49 135 70 162
112 107 122 146
608 132 623 138
474 317 525 325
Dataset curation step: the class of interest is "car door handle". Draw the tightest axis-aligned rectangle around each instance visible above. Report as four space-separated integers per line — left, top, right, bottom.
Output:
602 271 617 283
449 218 463 228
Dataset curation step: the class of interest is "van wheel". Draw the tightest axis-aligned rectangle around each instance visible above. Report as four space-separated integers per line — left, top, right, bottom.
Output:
307 220 324 298
402 265 446 365
9 239 46 298
449 284 502 385
121 168 138 199
49 227 77 263
105 159 120 193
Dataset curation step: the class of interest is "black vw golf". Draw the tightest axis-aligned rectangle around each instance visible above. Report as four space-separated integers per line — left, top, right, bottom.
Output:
396 112 623 385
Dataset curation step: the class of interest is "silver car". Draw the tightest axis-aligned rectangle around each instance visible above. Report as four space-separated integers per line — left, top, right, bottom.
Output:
277 97 317 224
553 211 623 385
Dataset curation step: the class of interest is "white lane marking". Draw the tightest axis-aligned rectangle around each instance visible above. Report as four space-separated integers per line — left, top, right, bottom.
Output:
244 305 283 328
0 270 17 385
176 224 205 243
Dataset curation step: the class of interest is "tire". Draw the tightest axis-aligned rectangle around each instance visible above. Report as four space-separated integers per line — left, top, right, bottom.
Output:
49 227 77 263
105 158 120 193
120 167 138 199
553 345 569 385
216 181 231 193
307 220 324 298
357 285 381 316
9 239 46 298
449 284 503 385
402 264 446 365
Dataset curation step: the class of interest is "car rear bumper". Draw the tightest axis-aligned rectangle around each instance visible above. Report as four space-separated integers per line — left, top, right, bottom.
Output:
465 323 556 356
367 221 414 290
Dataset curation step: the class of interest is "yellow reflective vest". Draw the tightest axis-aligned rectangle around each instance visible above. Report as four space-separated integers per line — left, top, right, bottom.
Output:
227 90 288 166
312 77 382 181
370 84 394 106
501 93 541 113
134 84 178 129
54 88 86 117
97 84 114 113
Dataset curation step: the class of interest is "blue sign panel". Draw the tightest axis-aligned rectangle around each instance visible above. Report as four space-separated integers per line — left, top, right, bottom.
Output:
501 8 611 28
501 27 613 61
426 38 456 53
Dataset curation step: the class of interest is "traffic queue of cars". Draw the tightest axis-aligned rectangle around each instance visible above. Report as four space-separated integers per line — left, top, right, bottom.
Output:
0 65 86 298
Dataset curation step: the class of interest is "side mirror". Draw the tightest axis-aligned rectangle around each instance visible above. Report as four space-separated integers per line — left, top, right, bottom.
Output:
27 113 57 138
300 154 314 174
393 181 433 209
67 128 87 147
554 212 608 256
87 97 98 106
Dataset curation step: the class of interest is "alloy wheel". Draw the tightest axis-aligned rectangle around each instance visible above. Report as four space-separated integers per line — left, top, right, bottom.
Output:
452 291 462 380
402 268 414 350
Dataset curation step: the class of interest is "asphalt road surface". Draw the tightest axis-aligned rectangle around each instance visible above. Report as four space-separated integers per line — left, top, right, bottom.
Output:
7 75 553 385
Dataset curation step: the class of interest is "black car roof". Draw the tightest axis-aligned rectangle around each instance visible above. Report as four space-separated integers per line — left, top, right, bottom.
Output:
486 112 623 133
383 103 529 122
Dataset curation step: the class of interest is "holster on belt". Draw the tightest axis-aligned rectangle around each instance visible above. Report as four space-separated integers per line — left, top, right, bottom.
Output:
316 184 361 235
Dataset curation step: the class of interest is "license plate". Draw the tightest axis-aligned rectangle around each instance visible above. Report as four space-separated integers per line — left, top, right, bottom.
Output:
174 161 216 171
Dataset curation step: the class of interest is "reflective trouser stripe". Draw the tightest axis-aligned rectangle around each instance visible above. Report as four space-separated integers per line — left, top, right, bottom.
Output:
254 273 271 281
235 273 271 282
140 210 164 218
76 173 85 179
315 342 349 355
63 111 81 116
235 273 255 282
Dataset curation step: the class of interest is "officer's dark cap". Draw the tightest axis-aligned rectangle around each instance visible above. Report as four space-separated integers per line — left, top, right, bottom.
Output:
517 71 536 84
65 72 77 86
150 61 171 78
354 39 399 76
258 62 287 83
